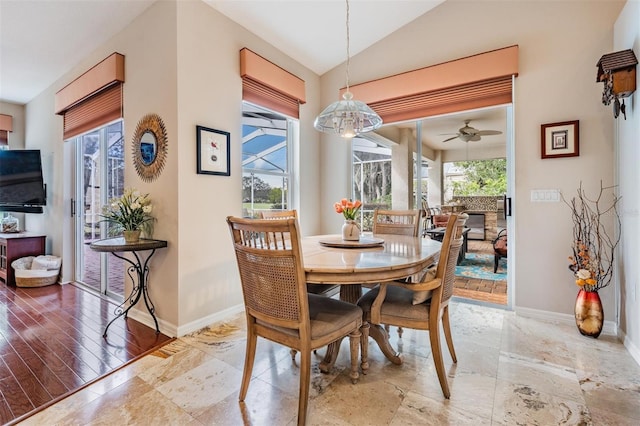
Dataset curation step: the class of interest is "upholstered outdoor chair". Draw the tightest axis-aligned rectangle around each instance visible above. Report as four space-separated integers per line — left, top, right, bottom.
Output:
493 228 508 273
357 214 466 399
227 216 365 425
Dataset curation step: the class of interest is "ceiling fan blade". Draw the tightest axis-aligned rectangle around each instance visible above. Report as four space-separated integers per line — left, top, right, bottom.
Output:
441 136 459 143
476 130 502 136
438 133 459 136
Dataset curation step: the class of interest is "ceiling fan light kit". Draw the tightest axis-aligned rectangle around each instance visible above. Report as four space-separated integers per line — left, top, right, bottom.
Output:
314 0 382 139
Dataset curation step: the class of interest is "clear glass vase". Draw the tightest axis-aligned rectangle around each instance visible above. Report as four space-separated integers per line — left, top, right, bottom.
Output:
1 213 19 233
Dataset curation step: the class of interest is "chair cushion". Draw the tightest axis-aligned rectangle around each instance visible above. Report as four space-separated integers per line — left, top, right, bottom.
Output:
412 266 437 305
261 294 362 341
432 214 450 227
358 285 430 322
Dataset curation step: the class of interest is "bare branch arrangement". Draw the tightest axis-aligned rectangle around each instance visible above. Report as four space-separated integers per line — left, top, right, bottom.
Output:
561 182 621 292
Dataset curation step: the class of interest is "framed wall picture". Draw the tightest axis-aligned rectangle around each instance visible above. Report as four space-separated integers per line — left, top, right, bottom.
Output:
541 120 579 159
196 125 230 176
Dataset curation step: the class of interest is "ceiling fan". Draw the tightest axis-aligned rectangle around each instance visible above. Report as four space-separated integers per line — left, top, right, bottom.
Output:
440 119 502 143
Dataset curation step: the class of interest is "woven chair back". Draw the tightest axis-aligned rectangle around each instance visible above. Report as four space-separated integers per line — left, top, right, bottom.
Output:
227 217 308 327
433 214 467 304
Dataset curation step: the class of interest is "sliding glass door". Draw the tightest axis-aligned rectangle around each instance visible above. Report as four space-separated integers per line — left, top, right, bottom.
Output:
73 120 125 299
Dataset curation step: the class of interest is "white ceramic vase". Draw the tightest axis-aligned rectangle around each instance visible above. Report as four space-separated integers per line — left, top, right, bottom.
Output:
341 220 360 241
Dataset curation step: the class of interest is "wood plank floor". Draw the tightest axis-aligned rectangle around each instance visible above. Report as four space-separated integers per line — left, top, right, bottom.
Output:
0 282 173 425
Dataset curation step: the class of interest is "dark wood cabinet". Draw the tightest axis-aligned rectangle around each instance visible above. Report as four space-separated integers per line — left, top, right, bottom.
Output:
0 232 46 286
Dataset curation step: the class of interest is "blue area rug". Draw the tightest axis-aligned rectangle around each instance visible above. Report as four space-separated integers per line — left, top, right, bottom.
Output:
456 253 507 281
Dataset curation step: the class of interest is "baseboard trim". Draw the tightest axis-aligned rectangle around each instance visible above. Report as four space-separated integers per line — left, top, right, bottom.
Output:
128 303 245 338
176 304 245 337
515 306 618 336
619 329 640 367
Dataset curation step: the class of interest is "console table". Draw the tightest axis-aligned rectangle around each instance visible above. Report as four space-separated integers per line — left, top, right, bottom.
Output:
89 237 167 337
0 232 46 286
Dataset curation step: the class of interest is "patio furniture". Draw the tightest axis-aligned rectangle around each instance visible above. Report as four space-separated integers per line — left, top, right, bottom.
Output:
493 228 508 273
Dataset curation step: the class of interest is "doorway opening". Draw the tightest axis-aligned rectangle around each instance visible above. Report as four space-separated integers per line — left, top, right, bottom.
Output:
358 105 512 307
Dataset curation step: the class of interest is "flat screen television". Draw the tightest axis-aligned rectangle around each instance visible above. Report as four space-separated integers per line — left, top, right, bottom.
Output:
0 149 46 213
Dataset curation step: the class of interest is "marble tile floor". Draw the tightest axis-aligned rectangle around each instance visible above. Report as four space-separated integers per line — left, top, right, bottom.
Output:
23 302 640 425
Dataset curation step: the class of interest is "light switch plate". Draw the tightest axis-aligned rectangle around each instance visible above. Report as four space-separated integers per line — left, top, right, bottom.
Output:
531 189 560 202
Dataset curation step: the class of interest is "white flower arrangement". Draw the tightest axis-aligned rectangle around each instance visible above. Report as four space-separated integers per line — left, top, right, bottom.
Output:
101 187 155 236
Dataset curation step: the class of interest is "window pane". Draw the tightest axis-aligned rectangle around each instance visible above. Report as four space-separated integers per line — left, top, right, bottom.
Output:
352 137 392 231
242 172 289 218
242 102 291 217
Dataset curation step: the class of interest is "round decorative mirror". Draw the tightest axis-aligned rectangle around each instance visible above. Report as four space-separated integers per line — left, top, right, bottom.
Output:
140 131 157 165
132 113 167 182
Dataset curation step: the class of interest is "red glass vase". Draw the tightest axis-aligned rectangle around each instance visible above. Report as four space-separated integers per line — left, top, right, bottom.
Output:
574 289 603 338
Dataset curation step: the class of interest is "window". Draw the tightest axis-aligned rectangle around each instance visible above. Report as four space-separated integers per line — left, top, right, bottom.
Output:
242 102 293 217
352 137 392 231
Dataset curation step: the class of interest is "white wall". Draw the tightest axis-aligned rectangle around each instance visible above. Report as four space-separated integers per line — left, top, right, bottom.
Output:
614 0 640 363
173 1 322 331
319 0 625 318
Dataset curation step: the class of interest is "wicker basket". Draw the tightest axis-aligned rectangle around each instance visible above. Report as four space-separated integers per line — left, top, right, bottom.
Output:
12 256 61 288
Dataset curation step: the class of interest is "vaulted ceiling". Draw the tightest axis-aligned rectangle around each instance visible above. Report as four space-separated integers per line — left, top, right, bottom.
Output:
0 0 505 155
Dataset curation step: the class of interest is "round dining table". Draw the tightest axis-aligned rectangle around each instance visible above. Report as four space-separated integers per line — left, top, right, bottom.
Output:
301 233 442 371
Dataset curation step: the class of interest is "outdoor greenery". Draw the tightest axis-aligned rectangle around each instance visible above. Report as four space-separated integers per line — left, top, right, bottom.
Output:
242 176 287 207
353 154 391 206
451 159 507 196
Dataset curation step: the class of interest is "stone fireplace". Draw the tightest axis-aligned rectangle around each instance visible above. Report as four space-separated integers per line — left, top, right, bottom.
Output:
451 195 506 241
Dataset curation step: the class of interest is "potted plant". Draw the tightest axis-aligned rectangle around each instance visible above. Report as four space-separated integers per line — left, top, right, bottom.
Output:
101 188 155 243
562 182 621 338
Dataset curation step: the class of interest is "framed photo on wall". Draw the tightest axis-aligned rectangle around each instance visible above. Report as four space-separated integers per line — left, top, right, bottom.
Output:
541 120 579 159
196 125 230 176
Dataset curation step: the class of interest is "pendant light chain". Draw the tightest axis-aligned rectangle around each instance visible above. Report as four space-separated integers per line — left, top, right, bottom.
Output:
345 0 350 93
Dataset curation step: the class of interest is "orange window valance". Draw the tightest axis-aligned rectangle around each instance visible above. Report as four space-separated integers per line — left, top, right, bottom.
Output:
55 53 124 139
0 114 12 146
346 45 519 123
240 48 306 118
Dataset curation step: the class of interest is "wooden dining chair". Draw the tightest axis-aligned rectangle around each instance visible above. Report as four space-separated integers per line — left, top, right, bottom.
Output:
227 216 365 425
261 209 339 299
357 214 466 399
259 209 298 220
372 209 422 237
371 209 423 336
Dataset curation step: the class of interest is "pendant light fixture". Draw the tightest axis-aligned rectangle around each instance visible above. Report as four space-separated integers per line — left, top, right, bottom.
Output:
313 0 383 139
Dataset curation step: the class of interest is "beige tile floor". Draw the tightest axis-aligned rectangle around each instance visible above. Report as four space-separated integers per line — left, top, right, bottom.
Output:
24 302 640 425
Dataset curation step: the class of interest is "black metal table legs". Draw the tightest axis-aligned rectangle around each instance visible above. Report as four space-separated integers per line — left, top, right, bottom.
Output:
103 249 160 337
